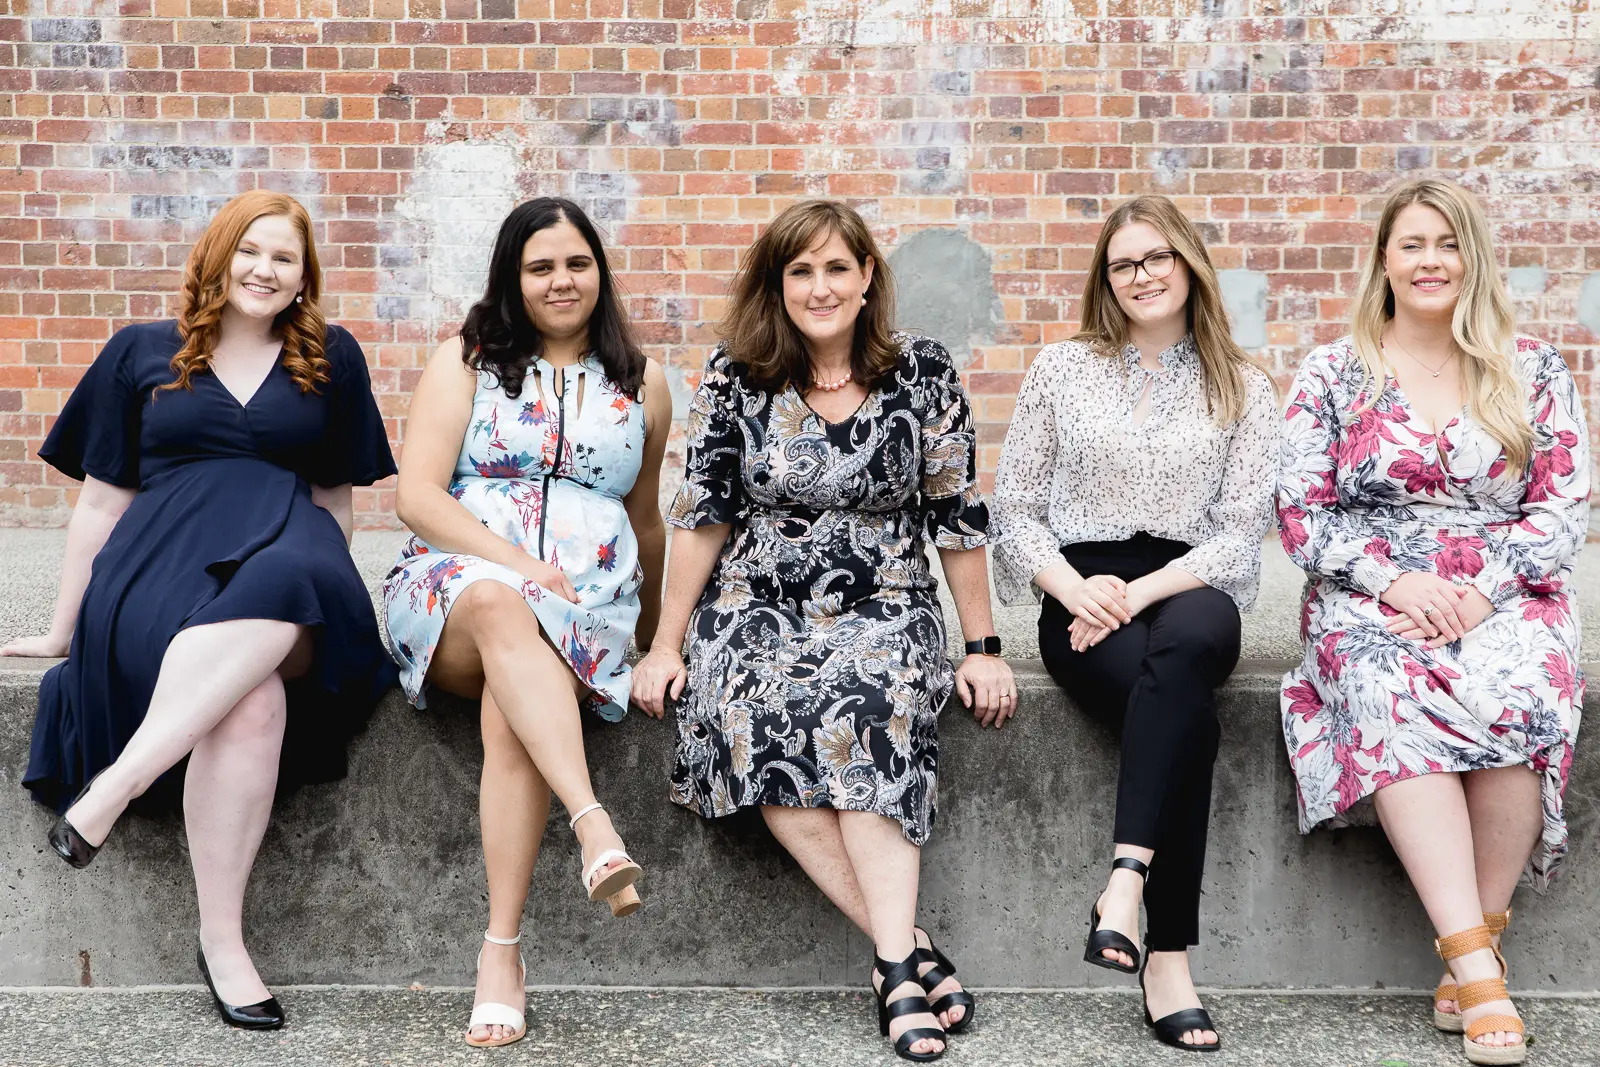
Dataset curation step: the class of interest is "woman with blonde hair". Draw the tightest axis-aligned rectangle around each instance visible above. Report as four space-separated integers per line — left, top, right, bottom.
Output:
6 190 396 1029
1277 177 1586 1065
632 199 1012 1062
992 194 1279 1051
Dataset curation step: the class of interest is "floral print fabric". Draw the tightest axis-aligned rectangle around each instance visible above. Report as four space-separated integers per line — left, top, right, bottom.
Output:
383 358 646 720
667 334 988 844
990 336 1281 610
1277 335 1588 887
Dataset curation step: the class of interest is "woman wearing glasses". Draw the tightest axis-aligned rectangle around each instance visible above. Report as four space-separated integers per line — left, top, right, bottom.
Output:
992 195 1278 1052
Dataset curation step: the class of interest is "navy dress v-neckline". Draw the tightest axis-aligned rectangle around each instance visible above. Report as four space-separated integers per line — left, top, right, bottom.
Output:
24 320 398 811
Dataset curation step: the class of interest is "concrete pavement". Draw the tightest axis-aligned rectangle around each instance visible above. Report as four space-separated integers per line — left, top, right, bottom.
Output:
1 987 1597 1067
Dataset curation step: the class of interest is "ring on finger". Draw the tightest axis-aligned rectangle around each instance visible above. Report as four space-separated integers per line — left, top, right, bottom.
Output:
1422 605 1436 617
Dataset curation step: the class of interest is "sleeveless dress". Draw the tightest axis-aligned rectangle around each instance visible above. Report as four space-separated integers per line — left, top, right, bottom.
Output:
1277 336 1587 888
24 320 398 811
383 356 646 719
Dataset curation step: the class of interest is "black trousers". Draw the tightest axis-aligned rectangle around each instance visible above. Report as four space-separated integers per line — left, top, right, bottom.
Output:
1038 534 1242 951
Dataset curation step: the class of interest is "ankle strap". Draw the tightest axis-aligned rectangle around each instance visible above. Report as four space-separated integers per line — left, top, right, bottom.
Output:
569 802 604 830
1435 924 1492 961
483 930 522 946
1483 907 1512 935
1112 856 1149 879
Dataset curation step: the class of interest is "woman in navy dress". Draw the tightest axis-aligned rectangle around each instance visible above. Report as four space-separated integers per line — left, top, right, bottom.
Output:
3 190 396 1030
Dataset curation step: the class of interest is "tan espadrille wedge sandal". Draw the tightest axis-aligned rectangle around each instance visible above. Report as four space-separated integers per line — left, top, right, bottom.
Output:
1436 924 1526 1065
1434 908 1511 1033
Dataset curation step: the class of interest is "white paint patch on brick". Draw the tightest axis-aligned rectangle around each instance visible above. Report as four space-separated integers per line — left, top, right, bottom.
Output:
796 0 1578 44
392 137 521 333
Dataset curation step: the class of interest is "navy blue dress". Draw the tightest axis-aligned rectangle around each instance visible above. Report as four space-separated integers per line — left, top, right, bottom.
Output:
24 320 398 811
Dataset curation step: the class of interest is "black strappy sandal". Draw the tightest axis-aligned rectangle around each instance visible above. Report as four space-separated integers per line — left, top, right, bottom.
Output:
1140 953 1221 1053
1083 856 1148 974
912 930 976 1035
874 950 947 1062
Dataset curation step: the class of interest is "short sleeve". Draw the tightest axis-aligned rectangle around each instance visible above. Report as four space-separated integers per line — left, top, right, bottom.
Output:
667 345 745 529
39 325 144 488
910 336 989 550
311 326 397 488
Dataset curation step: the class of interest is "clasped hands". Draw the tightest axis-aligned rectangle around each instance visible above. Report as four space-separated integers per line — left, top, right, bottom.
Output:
1378 571 1495 648
1062 574 1142 652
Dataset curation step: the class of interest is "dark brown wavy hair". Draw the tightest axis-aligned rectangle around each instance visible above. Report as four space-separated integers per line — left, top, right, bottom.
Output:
164 190 329 395
720 199 900 391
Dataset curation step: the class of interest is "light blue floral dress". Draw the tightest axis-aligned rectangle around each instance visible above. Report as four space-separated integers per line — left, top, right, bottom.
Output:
383 356 646 719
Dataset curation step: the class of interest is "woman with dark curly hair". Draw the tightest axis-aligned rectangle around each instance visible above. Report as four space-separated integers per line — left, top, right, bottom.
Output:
6 190 397 1030
383 197 671 1049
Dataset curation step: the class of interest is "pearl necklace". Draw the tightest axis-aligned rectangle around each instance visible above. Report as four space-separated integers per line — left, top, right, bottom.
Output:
812 369 853 392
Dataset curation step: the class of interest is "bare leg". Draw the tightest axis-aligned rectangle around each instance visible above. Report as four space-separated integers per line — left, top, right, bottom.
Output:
837 811 944 1058
1375 773 1522 1050
186 673 286 1007
471 690 551 1044
426 583 630 890
1435 765 1543 1014
763 806 968 1029
64 619 305 846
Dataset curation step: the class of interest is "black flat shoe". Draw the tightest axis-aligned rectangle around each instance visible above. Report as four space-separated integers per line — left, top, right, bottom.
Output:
197 947 284 1030
912 929 976 1035
874 950 946 1062
47 770 108 869
1083 856 1148 974
1141 953 1221 1052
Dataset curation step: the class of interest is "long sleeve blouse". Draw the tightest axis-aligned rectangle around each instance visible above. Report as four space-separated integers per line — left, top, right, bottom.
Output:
991 336 1281 610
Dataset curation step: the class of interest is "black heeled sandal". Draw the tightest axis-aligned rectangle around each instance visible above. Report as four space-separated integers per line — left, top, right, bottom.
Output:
913 929 976 1035
48 769 109 869
1141 953 1221 1053
1083 856 1148 974
874 950 947 1062
198 946 284 1030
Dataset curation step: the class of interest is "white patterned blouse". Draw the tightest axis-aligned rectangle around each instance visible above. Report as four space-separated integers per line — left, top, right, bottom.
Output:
990 335 1281 610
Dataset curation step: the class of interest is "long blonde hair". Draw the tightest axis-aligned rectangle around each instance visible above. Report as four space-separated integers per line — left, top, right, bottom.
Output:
166 190 329 395
1076 195 1265 426
1350 178 1531 470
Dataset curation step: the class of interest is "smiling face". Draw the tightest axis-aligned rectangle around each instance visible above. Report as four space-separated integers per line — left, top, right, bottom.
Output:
226 214 306 322
1104 220 1191 332
1382 202 1461 322
781 228 874 358
520 218 601 344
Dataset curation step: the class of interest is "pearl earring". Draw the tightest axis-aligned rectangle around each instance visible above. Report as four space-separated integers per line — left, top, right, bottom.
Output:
295 294 303 304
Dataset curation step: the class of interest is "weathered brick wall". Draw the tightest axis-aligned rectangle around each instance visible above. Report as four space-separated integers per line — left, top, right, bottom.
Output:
2 0 1597 528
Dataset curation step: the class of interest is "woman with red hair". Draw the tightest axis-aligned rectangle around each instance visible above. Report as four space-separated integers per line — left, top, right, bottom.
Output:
4 190 396 1030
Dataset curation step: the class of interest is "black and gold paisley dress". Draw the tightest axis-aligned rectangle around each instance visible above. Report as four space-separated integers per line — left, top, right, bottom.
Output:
667 333 989 844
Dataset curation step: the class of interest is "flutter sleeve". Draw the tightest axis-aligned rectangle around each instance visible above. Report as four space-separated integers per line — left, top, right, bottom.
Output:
666 345 745 529
311 325 397 488
39 325 144 488
912 336 989 551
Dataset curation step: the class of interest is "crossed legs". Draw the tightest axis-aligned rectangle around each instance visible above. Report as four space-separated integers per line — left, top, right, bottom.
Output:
425 579 630 1043
63 617 308 1005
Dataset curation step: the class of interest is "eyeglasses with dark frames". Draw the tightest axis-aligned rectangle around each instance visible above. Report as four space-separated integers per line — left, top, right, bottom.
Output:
1106 249 1179 286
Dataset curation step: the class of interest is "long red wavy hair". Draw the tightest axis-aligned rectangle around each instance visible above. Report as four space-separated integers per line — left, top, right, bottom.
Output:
165 190 329 395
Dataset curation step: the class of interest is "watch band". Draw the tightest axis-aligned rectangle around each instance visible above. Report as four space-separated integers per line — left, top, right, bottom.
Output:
964 635 1002 656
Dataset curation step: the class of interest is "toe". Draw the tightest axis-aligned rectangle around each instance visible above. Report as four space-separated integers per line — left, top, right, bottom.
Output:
949 1005 963 1026
1203 1030 1218 1045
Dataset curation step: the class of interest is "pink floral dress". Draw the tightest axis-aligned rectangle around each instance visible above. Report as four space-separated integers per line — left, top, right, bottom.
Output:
1277 336 1589 887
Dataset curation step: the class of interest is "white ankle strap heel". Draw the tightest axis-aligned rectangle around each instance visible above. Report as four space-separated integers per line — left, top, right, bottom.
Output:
465 930 526 1049
567 802 644 916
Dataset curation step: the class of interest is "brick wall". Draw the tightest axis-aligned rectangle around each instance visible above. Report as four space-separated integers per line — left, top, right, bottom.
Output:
2 0 1598 528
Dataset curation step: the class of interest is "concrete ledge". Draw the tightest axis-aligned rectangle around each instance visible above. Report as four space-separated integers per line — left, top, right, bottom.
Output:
3 657 1597 992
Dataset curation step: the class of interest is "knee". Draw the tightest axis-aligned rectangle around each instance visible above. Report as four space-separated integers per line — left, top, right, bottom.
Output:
456 581 537 641
216 675 287 744
1151 590 1241 673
